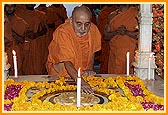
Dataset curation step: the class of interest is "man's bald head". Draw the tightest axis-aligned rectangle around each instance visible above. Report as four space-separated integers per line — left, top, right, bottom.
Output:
72 5 92 20
71 6 92 37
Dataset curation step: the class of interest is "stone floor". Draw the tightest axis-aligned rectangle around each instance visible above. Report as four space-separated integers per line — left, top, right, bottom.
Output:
144 74 164 97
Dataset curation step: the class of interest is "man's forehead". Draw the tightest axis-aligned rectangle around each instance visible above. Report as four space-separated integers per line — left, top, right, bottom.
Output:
73 14 91 22
72 6 91 18
73 11 91 21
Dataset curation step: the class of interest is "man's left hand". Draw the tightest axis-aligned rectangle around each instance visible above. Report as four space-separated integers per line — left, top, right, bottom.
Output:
81 78 94 94
82 70 96 77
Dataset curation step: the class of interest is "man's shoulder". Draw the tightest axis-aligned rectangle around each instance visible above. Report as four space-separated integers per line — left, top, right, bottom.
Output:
55 20 72 33
13 14 28 25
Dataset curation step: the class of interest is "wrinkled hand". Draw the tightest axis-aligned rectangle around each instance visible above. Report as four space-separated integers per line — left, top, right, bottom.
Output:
82 70 96 77
117 25 127 35
81 78 93 94
25 31 35 39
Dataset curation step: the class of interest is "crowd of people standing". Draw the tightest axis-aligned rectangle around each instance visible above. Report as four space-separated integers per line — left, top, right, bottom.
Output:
4 4 139 78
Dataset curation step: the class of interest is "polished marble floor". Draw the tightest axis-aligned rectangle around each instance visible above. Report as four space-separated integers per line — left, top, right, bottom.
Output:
144 74 164 97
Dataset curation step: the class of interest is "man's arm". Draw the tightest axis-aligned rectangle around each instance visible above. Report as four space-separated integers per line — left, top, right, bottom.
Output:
64 61 93 94
126 31 139 40
64 61 78 82
12 30 25 43
103 12 119 41
25 22 47 39
35 22 47 38
103 26 118 41
81 54 96 77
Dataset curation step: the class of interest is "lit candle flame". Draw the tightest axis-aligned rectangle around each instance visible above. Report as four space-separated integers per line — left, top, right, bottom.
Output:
12 50 16 56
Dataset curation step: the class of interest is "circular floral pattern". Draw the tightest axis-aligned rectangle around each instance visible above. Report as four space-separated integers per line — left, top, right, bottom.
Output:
4 76 164 111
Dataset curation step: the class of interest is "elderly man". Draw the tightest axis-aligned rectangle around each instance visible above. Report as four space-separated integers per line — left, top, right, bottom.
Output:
46 6 101 94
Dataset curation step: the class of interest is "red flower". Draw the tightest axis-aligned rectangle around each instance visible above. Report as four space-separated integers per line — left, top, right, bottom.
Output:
153 11 158 17
155 28 160 33
155 20 160 25
158 10 163 14
155 44 160 51
153 18 158 22
156 53 161 57
158 60 163 65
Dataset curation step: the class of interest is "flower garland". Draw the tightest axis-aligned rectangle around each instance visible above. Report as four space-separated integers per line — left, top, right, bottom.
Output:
4 76 164 111
152 4 164 78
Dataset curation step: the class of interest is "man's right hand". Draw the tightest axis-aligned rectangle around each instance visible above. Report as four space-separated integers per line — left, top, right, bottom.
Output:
81 78 94 94
117 25 127 35
64 61 94 94
25 31 35 39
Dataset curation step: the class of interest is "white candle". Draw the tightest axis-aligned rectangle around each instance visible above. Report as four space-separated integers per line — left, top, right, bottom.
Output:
126 52 130 76
148 53 153 80
12 50 18 78
148 57 151 80
77 68 81 108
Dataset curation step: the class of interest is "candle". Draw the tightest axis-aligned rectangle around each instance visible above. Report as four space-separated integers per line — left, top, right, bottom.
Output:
148 53 154 80
126 52 130 76
148 57 151 80
77 68 81 108
12 50 18 78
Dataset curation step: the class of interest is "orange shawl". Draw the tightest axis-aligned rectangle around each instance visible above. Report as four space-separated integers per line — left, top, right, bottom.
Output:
4 14 29 75
108 6 138 74
97 5 118 73
46 19 101 77
17 9 47 75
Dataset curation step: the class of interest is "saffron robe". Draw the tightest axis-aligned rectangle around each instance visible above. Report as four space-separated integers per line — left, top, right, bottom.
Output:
44 5 68 61
108 6 138 74
46 19 101 78
16 9 48 75
97 5 118 73
4 14 29 75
